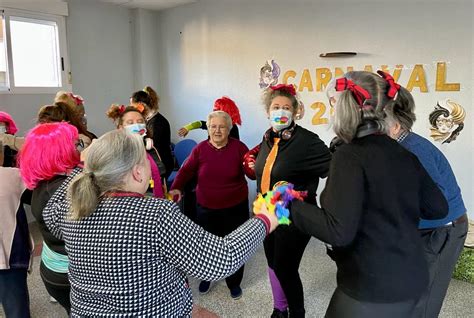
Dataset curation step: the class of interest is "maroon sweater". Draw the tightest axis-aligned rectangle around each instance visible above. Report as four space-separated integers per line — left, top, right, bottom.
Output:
171 138 249 209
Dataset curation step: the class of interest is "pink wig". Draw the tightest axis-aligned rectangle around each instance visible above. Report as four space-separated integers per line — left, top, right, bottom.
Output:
0 111 19 134
213 96 242 126
19 122 80 189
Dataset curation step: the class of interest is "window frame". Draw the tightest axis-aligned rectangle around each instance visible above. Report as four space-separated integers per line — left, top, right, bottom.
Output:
0 8 71 94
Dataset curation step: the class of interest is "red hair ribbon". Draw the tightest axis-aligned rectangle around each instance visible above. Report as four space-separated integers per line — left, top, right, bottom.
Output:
335 78 371 107
270 84 296 96
68 93 84 106
377 70 400 99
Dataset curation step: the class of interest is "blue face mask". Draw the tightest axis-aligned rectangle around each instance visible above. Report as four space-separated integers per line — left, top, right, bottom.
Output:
269 109 293 131
124 123 147 137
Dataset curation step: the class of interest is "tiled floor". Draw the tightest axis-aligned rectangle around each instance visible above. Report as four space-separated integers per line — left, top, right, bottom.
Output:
4 223 473 317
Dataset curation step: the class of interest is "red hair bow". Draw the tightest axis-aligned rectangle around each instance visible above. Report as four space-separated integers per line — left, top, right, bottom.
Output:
118 105 126 114
270 84 296 96
377 70 400 99
335 78 371 107
69 93 84 106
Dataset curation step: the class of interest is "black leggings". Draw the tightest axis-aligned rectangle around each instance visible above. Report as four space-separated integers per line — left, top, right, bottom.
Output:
196 200 249 289
264 223 311 317
40 261 71 315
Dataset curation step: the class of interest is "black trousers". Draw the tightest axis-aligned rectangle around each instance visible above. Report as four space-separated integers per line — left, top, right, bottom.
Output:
414 216 468 318
264 223 311 317
0 268 30 318
40 261 71 315
325 287 416 318
196 199 249 289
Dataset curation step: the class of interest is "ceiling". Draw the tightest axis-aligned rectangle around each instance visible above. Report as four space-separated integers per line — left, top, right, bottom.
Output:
96 0 197 11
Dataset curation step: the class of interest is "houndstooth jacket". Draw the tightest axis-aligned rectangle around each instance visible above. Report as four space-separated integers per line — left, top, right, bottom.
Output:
43 168 266 317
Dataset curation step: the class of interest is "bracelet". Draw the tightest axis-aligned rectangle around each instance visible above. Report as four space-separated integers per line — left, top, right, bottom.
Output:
255 214 271 235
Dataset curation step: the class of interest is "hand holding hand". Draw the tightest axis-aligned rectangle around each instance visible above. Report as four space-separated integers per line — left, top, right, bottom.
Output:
168 189 182 202
253 197 279 233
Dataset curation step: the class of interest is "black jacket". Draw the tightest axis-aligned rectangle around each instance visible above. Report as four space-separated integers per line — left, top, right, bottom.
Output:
255 125 331 205
147 113 174 179
292 134 448 302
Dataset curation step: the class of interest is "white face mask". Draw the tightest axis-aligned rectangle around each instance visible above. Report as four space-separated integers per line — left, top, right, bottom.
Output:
269 109 293 131
0 125 6 134
124 123 147 137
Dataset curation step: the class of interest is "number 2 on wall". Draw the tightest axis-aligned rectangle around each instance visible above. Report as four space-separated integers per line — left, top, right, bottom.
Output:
311 102 334 125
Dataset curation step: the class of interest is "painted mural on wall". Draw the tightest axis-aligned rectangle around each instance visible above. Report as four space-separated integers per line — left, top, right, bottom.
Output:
258 61 467 142
429 99 466 144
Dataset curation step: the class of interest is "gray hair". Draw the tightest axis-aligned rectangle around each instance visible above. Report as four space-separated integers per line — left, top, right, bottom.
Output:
206 110 233 131
382 86 416 133
69 129 146 220
332 71 387 143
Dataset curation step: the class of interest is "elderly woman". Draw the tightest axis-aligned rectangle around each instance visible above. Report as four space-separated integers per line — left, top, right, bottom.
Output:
169 110 249 299
249 84 331 318
18 122 82 315
277 71 449 317
382 74 467 318
0 112 32 318
178 96 242 139
42 129 278 317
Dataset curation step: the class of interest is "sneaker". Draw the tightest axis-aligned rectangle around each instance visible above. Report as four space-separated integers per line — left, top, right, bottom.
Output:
230 286 242 300
198 281 211 295
270 308 288 318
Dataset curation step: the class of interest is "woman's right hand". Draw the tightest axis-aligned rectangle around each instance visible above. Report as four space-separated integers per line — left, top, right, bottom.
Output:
253 199 279 233
168 189 182 202
177 127 189 137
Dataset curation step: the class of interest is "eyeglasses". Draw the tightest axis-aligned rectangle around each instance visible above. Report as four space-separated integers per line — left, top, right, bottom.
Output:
75 139 85 151
209 125 228 131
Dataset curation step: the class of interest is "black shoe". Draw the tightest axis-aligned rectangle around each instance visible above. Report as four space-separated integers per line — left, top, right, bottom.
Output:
271 308 288 318
230 286 242 300
198 281 211 295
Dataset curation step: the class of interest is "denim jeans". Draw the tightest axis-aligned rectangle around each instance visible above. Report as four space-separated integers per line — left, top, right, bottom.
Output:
0 268 30 318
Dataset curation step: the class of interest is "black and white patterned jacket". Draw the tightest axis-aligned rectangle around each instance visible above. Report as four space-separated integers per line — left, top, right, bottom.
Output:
44 168 266 317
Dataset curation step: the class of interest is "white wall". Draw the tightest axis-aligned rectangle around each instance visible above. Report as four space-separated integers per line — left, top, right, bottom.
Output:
130 8 161 92
0 0 160 137
157 0 473 217
66 0 136 136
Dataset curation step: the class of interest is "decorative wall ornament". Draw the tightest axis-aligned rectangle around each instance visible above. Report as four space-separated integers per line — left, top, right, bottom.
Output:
429 99 466 144
259 60 280 89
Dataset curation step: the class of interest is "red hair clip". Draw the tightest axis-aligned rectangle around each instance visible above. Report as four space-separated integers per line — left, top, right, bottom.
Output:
377 70 400 99
335 78 371 107
270 84 296 96
118 105 126 114
69 93 84 106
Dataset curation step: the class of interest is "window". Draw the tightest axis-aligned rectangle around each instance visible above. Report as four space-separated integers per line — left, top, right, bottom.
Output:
0 8 70 93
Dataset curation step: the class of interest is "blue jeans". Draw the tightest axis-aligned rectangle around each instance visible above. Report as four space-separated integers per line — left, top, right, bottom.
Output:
0 268 30 318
